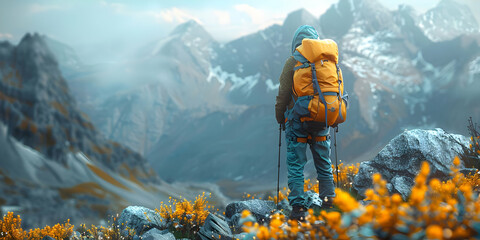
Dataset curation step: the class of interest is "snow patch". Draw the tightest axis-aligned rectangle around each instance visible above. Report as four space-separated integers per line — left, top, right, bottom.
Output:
265 79 279 92
469 56 480 84
349 0 355 12
207 66 260 95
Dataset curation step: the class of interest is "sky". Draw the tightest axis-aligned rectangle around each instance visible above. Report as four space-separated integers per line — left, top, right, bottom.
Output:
0 0 478 62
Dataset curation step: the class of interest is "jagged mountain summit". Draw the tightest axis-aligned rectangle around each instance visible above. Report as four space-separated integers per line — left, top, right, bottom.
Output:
87 20 231 155
42 35 84 76
0 33 157 179
0 33 173 228
418 0 479 42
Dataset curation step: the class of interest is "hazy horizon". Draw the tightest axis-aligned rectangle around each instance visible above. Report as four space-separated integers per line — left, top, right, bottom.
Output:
1 0 479 63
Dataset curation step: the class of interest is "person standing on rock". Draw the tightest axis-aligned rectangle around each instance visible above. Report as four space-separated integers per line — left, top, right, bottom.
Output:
275 25 348 221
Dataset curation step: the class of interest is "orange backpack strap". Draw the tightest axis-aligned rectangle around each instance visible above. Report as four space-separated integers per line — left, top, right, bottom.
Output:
296 135 330 143
310 62 328 128
336 64 345 123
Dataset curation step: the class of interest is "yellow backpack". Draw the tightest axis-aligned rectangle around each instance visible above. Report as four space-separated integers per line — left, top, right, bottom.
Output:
292 38 348 127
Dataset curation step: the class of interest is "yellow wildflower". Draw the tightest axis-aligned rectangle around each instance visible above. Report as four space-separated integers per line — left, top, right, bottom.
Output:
453 156 460 166
256 226 270 240
426 224 443 239
334 189 359 212
420 161 430 176
372 173 382 184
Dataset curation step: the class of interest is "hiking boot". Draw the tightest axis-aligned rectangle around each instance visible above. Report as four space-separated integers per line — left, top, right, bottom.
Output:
320 197 334 210
289 205 307 221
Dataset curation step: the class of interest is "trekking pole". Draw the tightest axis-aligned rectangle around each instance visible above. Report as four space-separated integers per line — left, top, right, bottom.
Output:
277 124 282 209
334 126 339 188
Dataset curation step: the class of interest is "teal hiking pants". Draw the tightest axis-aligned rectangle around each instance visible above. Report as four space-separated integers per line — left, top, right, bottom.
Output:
284 110 336 207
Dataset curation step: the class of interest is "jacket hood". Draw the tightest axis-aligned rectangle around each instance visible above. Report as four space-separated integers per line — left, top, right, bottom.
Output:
291 25 319 55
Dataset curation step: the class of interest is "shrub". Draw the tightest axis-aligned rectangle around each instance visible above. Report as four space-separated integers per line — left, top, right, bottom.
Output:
74 216 136 240
332 163 360 193
0 212 26 240
27 220 73 240
464 117 480 169
155 192 211 238
0 212 73 240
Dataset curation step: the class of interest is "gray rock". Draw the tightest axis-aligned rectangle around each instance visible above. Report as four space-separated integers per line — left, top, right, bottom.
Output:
353 128 470 199
233 233 248 239
225 199 275 234
389 176 414 198
141 228 175 240
118 206 165 236
69 231 82 240
197 213 233 240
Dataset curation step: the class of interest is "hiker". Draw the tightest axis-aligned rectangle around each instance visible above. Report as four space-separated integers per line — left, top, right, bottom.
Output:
275 25 348 221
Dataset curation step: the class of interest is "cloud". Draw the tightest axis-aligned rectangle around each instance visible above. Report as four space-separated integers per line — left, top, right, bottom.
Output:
0 33 13 39
213 10 231 25
28 4 63 13
159 8 202 24
234 4 264 25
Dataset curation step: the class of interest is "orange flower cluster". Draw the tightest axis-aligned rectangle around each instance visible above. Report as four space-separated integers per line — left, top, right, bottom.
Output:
27 220 73 240
241 206 351 239
241 157 480 239
155 192 211 237
332 163 360 192
301 163 360 195
304 179 319 193
241 210 289 239
0 212 73 240
470 136 480 155
268 187 288 204
462 170 480 192
0 212 26 240
74 218 137 240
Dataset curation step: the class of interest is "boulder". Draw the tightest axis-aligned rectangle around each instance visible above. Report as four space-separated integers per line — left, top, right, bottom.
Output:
141 228 175 240
225 199 275 234
117 206 166 236
197 213 233 240
353 128 469 199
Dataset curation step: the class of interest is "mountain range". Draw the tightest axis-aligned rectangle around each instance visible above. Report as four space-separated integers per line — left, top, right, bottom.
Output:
0 33 228 228
55 0 480 186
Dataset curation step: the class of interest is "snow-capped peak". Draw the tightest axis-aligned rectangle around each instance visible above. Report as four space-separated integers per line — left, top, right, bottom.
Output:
418 0 479 42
